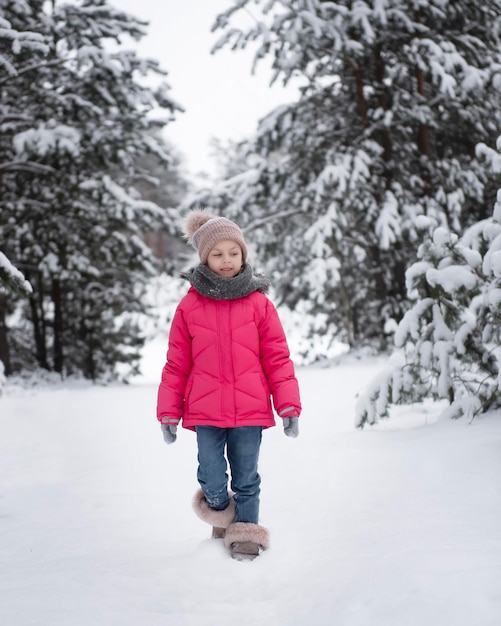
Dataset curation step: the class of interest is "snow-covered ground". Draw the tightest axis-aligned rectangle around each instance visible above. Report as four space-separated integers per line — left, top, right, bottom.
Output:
1 352 501 626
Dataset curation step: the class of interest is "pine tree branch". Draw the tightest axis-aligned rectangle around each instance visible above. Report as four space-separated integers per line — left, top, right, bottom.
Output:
0 57 67 87
0 161 54 174
245 209 306 231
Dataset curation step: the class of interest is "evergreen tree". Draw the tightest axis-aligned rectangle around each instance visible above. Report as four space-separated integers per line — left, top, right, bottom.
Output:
131 130 190 265
0 0 185 379
356 136 501 427
0 5 47 375
0 250 33 381
204 0 501 356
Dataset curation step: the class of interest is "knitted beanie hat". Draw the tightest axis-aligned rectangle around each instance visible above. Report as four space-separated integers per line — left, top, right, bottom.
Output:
184 209 248 264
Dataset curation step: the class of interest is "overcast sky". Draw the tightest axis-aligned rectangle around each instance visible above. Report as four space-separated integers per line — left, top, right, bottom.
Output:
117 0 299 179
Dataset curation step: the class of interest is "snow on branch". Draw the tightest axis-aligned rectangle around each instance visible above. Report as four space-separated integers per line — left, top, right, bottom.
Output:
0 251 33 296
0 17 48 77
357 147 501 427
13 124 81 159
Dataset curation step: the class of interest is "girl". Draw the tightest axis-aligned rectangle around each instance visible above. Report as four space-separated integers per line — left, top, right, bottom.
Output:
157 209 301 560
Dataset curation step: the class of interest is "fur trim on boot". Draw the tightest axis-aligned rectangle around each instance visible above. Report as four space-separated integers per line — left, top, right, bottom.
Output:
223 522 271 551
192 489 235 529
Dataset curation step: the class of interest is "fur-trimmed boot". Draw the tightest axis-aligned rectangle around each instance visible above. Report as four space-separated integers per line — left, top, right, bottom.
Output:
224 522 270 561
192 488 236 539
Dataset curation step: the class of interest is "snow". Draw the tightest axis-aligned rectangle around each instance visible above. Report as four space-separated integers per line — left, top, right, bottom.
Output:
1 354 501 625
0 251 33 294
13 124 82 158
426 264 478 293
376 190 401 250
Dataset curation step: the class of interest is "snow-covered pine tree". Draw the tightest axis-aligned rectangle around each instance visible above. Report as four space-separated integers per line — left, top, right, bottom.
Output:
0 251 33 380
129 130 190 265
0 6 48 376
205 0 501 358
355 136 501 427
0 9 48 278
0 0 184 379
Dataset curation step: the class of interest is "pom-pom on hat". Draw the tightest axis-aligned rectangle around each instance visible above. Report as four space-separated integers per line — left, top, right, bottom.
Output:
184 208 248 265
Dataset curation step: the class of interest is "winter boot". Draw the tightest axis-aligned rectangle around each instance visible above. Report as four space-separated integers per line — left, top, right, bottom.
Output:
211 526 226 539
224 522 270 561
192 488 236 539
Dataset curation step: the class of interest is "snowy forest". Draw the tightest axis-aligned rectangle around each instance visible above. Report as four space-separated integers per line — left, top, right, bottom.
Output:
1 0 501 426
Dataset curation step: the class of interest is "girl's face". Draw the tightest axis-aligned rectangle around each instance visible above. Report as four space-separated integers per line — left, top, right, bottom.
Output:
207 240 243 278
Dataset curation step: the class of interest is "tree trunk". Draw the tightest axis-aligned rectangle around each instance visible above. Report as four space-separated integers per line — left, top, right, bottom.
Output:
0 293 12 376
85 329 96 381
349 59 369 128
415 66 431 159
52 278 64 373
374 44 392 165
414 10 432 201
27 271 50 370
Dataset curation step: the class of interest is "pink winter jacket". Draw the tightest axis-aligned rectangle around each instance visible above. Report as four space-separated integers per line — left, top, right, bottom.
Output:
157 286 301 430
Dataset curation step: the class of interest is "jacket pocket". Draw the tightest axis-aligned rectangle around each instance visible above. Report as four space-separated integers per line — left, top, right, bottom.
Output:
259 370 270 396
184 371 195 411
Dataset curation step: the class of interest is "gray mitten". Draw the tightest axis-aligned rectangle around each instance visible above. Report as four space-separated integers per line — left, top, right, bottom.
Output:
283 417 299 438
161 424 177 445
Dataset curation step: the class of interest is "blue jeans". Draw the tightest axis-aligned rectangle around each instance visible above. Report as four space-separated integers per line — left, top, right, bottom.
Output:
196 426 263 524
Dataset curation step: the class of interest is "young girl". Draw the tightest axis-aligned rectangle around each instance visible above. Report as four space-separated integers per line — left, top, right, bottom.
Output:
157 209 301 560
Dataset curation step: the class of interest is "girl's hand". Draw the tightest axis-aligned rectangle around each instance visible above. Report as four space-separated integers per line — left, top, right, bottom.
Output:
283 417 299 438
161 424 177 445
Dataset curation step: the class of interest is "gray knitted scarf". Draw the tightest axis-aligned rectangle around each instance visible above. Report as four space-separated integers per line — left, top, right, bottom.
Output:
181 263 270 300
